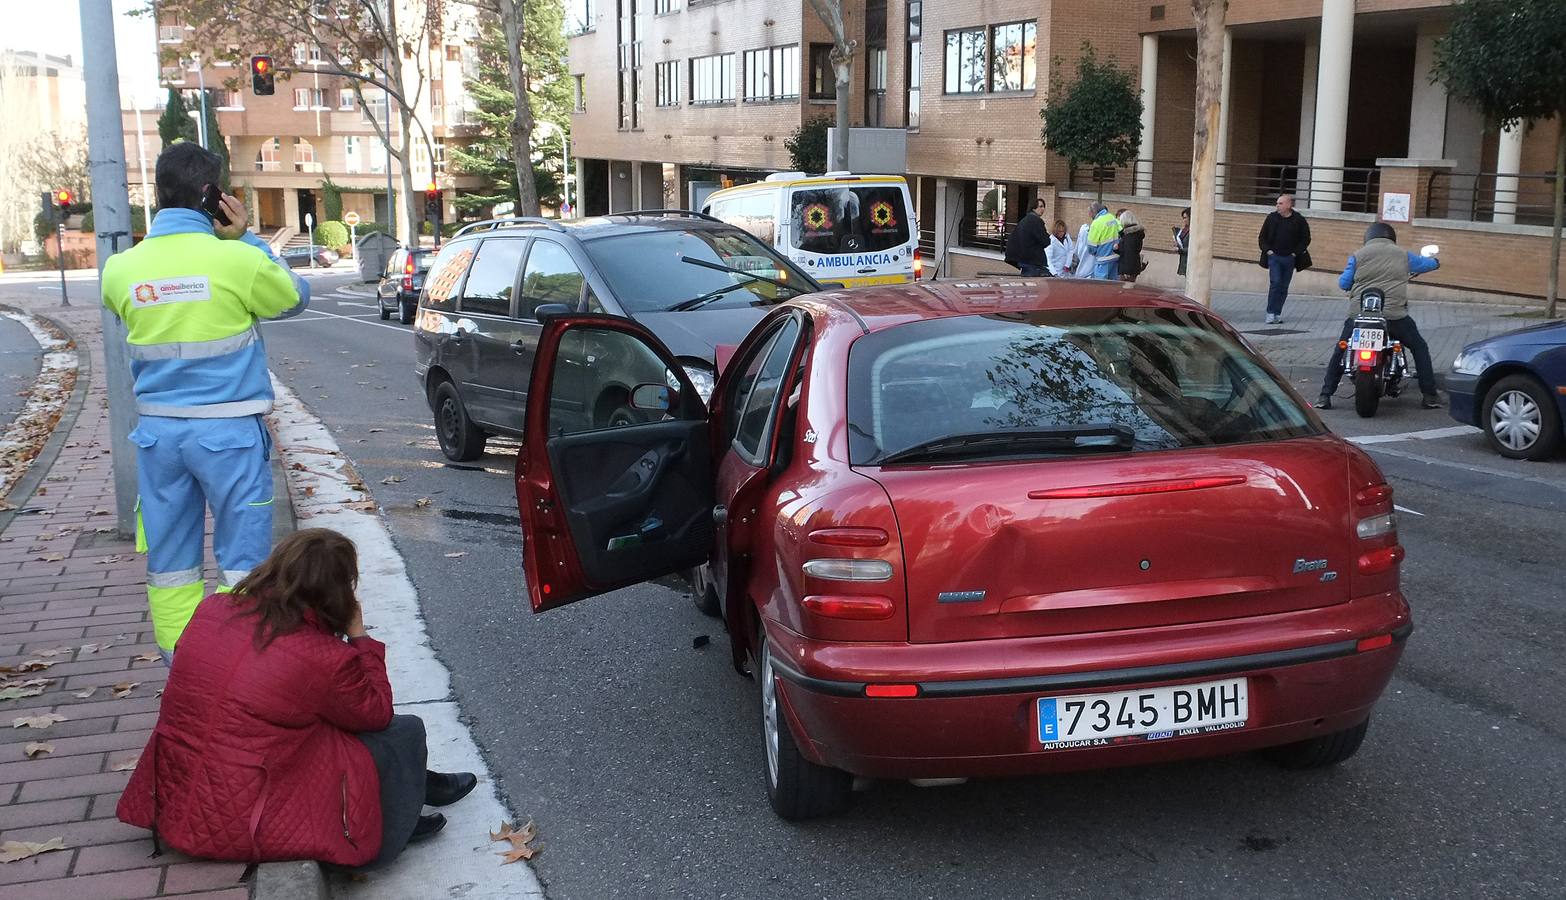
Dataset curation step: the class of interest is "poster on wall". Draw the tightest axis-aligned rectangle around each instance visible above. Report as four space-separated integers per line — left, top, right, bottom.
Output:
1381 192 1412 223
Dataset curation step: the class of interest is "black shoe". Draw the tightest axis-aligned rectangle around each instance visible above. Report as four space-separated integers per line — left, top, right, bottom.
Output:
408 813 446 844
1421 394 1443 410
1314 395 1333 410
425 771 477 807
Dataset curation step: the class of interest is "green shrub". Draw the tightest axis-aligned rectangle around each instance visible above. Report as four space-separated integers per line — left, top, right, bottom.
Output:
313 220 350 249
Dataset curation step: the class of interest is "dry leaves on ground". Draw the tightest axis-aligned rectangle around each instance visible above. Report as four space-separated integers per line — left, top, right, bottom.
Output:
34 553 62 562
414 497 432 509
112 682 140 699
132 653 161 663
79 642 108 654
0 686 45 701
444 551 467 559
12 713 66 729
380 474 406 484
96 555 124 564
342 500 377 512
36 647 74 658
490 821 539 864
4 660 55 673
73 687 97 699
0 837 70 864
23 741 54 758
110 753 141 771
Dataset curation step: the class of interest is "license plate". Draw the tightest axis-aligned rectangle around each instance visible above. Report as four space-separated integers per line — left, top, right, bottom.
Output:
1350 328 1385 351
1037 678 1248 747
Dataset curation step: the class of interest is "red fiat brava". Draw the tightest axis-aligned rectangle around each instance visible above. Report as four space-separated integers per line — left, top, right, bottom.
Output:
515 279 1411 820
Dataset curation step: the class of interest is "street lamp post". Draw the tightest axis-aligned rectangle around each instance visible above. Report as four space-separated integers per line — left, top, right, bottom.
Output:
191 51 209 149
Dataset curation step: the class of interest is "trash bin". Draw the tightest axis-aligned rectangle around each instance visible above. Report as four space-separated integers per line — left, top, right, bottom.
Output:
355 232 400 283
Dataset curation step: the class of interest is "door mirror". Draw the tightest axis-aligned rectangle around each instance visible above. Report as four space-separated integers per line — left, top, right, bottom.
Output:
630 383 672 412
1419 244 1439 258
534 302 572 319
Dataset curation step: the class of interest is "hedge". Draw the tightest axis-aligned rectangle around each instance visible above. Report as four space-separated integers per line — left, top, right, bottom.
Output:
313 220 350 249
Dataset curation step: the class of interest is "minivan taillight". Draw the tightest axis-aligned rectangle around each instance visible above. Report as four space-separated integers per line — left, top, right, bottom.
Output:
402 275 414 291
912 248 924 279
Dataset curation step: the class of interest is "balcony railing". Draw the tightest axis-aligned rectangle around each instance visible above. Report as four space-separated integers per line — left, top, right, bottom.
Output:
1427 171 1559 227
1068 159 1382 213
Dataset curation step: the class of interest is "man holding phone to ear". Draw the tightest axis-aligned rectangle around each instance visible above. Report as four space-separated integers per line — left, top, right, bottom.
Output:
100 142 309 663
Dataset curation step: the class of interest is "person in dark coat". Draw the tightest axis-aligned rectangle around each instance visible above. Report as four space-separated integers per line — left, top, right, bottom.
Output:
1174 207 1190 277
1116 209 1147 283
118 528 478 869
1004 201 1051 276
1257 194 1312 324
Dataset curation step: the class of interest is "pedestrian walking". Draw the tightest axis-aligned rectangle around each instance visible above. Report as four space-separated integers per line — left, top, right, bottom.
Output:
99 142 309 663
1117 209 1146 283
1174 207 1190 277
1085 202 1123 280
117 529 480 868
1257 193 1312 324
1046 219 1076 277
1003 201 1050 276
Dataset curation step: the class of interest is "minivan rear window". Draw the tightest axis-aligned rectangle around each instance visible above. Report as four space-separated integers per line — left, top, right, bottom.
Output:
790 185 911 254
846 307 1320 465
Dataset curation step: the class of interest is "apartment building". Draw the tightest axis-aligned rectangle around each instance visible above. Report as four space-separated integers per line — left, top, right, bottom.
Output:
122 6 490 245
569 0 1562 301
0 50 89 254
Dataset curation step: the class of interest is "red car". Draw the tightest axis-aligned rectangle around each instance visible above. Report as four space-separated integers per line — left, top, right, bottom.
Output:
515 279 1411 819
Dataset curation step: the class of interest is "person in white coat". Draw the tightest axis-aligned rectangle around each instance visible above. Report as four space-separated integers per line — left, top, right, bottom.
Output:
1071 220 1094 277
1046 219 1076 278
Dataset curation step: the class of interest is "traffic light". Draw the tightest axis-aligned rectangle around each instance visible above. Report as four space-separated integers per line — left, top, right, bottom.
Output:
424 182 442 220
251 55 275 95
55 190 74 218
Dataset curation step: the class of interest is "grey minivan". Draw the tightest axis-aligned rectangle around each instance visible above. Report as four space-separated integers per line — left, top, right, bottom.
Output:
412 212 820 461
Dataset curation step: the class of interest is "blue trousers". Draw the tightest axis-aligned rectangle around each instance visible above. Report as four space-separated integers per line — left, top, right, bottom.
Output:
130 415 274 651
1266 253 1296 315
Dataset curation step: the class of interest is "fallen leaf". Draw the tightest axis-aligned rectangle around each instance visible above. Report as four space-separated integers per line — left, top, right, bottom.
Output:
112 682 140 698
491 820 539 864
12 713 66 729
499 845 537 864
343 500 377 512
302 485 317 497
35 553 63 562
36 647 73 657
414 497 432 508
14 660 54 672
444 551 467 559
95 555 124 564
380 474 406 484
109 753 141 771
133 652 161 663
79 642 107 654
0 837 69 863
0 686 44 701
73 687 97 699
23 741 54 758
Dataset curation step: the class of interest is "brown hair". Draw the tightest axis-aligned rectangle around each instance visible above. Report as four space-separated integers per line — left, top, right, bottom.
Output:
233 529 360 645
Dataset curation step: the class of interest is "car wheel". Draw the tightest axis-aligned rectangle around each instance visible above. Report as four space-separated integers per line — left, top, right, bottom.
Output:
1483 374 1562 461
400 298 415 325
1262 718 1369 769
433 381 487 462
687 565 720 617
379 300 391 321
602 405 637 429
759 632 851 820
1353 374 1380 418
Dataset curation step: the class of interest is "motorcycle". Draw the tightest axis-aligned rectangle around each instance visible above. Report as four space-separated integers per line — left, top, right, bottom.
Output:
1337 244 1439 418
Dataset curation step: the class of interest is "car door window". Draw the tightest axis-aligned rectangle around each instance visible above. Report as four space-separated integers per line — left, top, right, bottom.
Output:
383 250 402 279
422 243 476 312
459 238 525 317
519 241 586 319
548 327 696 436
732 316 801 463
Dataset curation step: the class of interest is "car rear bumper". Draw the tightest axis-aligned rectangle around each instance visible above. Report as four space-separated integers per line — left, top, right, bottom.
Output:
1446 372 1481 426
766 590 1411 779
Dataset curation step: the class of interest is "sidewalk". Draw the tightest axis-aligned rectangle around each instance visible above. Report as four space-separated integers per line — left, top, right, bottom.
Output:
0 303 251 899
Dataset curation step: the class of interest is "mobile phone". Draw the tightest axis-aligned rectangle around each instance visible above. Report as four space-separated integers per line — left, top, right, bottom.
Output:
201 184 231 226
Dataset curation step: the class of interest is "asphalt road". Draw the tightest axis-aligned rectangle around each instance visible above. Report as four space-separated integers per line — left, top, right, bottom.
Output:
44 270 1562 899
0 313 42 432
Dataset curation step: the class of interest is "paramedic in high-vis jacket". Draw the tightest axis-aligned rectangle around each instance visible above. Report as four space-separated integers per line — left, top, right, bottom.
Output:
101 142 309 663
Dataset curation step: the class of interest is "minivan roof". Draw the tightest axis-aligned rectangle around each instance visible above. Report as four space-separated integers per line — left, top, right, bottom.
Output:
707 174 908 198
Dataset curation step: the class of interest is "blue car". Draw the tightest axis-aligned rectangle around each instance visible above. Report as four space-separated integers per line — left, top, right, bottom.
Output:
1448 320 1566 460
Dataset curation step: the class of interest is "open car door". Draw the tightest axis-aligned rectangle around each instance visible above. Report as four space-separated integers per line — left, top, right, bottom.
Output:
517 315 715 612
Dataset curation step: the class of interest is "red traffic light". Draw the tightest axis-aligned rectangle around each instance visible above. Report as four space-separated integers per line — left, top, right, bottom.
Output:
425 182 438 194
252 57 270 75
251 55 275 95
56 190 73 205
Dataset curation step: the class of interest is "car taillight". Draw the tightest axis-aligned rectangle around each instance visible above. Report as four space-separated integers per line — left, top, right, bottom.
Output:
404 258 416 275
802 595 894 620
1353 482 1402 579
1357 545 1405 574
801 558 893 582
403 275 414 291
912 248 923 279
1355 512 1397 540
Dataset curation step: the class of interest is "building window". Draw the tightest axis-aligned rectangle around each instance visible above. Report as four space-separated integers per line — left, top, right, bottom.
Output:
943 28 986 94
573 74 586 112
572 0 596 33
255 137 281 172
808 44 834 100
339 88 355 110
743 45 798 102
433 141 447 173
906 39 921 129
865 46 887 126
218 89 243 109
158 25 184 43
344 136 362 174
990 22 1037 92
446 45 461 61
293 88 311 110
369 140 387 174
293 137 322 173
690 53 734 105
654 0 677 12
293 43 309 66
655 60 679 107
617 0 643 130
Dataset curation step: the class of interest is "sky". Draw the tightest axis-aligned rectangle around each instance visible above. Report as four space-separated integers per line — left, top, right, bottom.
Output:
7 0 160 108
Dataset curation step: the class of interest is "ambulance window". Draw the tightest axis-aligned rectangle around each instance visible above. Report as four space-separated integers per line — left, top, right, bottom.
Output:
791 185 911 254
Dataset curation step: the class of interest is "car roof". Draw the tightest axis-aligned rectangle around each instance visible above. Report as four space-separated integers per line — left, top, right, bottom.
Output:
804 279 1208 333
447 213 740 245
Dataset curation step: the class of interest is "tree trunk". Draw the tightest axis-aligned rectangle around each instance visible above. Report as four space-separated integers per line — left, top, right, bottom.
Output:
500 0 541 217
1187 0 1226 307
1548 124 1563 319
832 55 851 172
397 109 420 245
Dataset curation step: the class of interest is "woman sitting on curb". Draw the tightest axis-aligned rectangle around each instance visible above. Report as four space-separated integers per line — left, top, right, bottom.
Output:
118 528 477 869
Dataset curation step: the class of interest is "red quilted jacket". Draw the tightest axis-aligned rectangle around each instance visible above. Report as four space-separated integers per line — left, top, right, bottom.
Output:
117 595 394 866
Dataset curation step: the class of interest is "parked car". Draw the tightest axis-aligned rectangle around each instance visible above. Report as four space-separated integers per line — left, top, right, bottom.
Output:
279 246 339 269
1448 320 1566 460
377 247 436 324
514 279 1413 820
413 212 820 462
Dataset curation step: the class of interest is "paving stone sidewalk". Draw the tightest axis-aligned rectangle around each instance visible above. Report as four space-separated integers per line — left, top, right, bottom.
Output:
0 302 250 899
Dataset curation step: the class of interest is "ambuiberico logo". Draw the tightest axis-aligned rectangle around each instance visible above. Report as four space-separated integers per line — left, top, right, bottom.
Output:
133 283 159 305
130 276 212 306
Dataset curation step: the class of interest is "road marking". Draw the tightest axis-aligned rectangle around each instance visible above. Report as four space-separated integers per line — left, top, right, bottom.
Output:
261 306 408 332
335 300 381 310
1364 443 1566 491
1347 425 1478 445
1394 504 1425 517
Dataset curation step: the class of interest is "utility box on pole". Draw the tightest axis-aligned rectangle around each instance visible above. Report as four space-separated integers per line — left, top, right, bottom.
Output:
79 0 140 538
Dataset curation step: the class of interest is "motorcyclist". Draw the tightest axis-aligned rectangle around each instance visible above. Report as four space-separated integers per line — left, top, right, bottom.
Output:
1314 222 1441 410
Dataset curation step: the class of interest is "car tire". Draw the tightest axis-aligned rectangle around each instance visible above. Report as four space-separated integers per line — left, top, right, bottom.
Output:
1483 374 1561 461
1353 374 1380 418
433 381 487 462
379 302 391 321
602 405 637 429
759 631 851 820
1262 718 1369 770
688 565 720 617
399 298 415 325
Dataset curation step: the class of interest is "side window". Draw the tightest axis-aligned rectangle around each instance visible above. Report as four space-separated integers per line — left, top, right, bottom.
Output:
519 241 586 319
459 238 525 317
548 327 694 436
732 316 801 461
723 323 787 449
383 250 402 279
422 243 476 311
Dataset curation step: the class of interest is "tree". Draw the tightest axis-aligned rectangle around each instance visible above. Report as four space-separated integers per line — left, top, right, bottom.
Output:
1434 0 1566 317
157 0 446 244
201 91 232 190
806 0 854 172
785 117 832 174
157 87 198 149
1039 43 1144 202
1186 0 1227 307
458 0 551 218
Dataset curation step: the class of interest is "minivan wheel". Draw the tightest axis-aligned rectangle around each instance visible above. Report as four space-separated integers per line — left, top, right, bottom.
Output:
379 300 391 320
399 298 415 325
1262 718 1369 769
1483 374 1561 461
759 633 851 820
433 381 487 462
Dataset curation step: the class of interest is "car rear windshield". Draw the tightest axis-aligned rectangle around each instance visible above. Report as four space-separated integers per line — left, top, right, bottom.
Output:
790 185 911 255
581 228 814 313
411 251 435 272
846 307 1320 465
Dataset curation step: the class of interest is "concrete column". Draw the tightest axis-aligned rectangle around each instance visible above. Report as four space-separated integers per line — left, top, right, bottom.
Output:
1136 34 1158 198
1216 29 1234 199
1309 0 1355 211
1408 25 1448 159
608 161 634 211
1296 38 1318 173
637 162 664 210
573 156 587 218
933 177 967 277
1493 122 1526 225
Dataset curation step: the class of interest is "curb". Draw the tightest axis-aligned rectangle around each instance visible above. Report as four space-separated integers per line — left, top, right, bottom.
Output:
0 304 89 535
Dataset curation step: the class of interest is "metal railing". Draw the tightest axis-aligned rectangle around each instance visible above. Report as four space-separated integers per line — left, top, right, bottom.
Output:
1427 171 1559 226
961 216 1012 253
1068 159 1381 212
